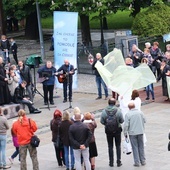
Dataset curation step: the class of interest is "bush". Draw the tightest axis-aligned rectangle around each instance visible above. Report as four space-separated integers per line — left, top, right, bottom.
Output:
132 4 170 37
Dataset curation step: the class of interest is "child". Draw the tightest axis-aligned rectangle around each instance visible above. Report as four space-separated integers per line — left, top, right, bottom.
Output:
10 38 18 65
9 121 20 164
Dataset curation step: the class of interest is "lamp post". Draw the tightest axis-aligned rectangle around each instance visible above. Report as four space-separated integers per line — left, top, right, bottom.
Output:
36 0 45 60
0 0 6 35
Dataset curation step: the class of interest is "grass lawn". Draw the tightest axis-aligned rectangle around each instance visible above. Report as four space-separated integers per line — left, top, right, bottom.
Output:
41 10 133 30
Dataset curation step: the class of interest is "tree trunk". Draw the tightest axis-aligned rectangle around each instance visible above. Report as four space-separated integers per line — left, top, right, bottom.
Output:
80 14 92 47
0 0 6 35
103 17 108 30
25 12 39 39
131 0 141 17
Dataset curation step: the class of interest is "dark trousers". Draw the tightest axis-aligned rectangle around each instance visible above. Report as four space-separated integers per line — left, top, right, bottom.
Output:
17 99 35 113
63 81 72 100
11 147 20 160
106 133 121 165
43 85 54 103
13 53 18 65
54 143 65 166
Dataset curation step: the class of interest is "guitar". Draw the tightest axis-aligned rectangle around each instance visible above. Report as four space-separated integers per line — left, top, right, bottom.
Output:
57 68 77 83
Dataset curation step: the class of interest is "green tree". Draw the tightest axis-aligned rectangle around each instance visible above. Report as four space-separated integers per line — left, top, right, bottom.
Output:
131 3 170 37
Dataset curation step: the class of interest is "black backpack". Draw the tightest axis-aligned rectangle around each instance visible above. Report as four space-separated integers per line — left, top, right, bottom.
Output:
105 109 119 134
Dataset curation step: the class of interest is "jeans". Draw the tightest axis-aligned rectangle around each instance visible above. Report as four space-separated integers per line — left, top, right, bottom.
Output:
129 134 146 165
96 76 108 98
106 133 121 165
64 145 75 169
0 135 7 167
19 144 39 170
63 81 72 100
43 85 54 103
146 84 155 99
73 148 91 170
11 147 20 160
2 51 10 64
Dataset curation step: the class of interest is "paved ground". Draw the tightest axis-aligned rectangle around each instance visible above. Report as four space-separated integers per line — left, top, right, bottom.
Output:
2 30 170 169
4 73 170 170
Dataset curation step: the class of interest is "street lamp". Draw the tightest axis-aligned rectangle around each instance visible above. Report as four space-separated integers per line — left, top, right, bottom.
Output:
36 0 45 60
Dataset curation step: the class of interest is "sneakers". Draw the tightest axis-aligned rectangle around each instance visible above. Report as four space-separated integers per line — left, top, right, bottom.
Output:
145 97 149 100
50 101 54 105
30 109 41 114
63 100 67 103
8 157 13 164
96 97 102 100
2 165 11 169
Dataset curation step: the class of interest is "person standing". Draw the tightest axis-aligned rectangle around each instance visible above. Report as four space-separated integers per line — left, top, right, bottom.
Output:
130 90 142 111
0 35 10 65
57 59 75 103
124 102 146 167
12 109 39 170
100 98 124 167
13 81 41 114
60 111 75 170
91 53 108 100
157 58 170 101
37 61 57 105
0 57 11 105
0 108 11 169
128 44 143 68
150 41 162 78
50 109 65 167
10 38 18 65
18 60 33 102
69 113 92 170
83 112 98 170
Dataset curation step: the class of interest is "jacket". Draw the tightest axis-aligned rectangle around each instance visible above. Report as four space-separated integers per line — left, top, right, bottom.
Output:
60 120 73 146
13 84 26 103
92 58 104 77
0 115 9 135
18 64 32 85
57 64 74 83
69 121 92 149
100 105 124 134
83 119 97 143
12 116 37 145
37 65 57 85
50 117 61 142
0 39 10 51
124 108 146 136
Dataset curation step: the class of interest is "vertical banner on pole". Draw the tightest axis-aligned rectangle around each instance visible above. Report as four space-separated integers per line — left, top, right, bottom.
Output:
54 11 78 89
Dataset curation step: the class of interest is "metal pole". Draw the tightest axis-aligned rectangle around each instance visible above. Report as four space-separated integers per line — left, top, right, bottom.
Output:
36 0 45 60
0 0 6 35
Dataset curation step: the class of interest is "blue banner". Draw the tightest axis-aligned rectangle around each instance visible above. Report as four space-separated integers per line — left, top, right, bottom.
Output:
54 11 78 88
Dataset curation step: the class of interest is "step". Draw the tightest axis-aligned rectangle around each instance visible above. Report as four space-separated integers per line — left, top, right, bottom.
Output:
0 104 25 119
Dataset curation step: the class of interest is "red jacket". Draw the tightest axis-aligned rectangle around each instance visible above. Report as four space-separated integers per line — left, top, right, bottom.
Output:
13 116 37 145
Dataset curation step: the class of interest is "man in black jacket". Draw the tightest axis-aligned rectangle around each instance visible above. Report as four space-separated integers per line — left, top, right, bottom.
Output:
92 53 108 100
57 59 75 103
18 60 33 102
69 113 92 170
13 81 41 114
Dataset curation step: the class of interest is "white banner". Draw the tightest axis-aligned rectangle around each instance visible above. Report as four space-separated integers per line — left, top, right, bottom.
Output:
54 11 78 88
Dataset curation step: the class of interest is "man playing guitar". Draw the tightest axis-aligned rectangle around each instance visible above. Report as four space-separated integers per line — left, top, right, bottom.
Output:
57 59 75 103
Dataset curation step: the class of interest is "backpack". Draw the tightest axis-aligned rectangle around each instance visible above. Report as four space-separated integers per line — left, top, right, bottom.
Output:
105 109 119 134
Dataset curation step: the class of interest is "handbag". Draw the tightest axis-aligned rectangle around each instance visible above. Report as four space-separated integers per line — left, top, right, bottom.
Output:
123 137 132 155
29 119 40 147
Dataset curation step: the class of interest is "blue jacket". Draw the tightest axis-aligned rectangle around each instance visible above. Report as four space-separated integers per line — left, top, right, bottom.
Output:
37 65 57 85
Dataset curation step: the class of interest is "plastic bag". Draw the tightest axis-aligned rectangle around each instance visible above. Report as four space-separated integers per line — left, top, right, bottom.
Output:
123 138 132 155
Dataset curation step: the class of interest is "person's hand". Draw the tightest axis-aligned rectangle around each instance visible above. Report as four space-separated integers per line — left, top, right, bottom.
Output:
69 71 74 74
23 97 28 101
80 145 86 150
4 78 8 81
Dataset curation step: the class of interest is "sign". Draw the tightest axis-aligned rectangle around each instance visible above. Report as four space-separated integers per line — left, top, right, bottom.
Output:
54 11 78 88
